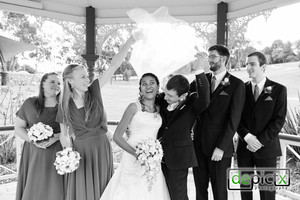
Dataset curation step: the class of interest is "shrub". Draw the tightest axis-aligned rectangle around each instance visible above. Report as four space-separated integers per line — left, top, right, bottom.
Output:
0 135 16 164
282 96 300 161
22 64 36 74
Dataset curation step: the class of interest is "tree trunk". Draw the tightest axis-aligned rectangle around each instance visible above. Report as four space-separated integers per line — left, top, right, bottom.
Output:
1 71 9 85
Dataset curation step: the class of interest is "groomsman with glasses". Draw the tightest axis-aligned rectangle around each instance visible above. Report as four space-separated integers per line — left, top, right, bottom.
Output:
191 44 245 200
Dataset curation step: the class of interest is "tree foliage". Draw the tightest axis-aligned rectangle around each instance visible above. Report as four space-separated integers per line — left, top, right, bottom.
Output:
0 10 85 73
263 39 300 64
96 29 136 76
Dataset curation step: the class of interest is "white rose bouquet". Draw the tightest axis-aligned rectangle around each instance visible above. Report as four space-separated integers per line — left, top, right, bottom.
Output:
27 122 54 143
135 138 163 192
54 147 81 175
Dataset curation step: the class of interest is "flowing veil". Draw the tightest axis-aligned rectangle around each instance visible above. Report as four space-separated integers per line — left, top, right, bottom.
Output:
127 7 197 81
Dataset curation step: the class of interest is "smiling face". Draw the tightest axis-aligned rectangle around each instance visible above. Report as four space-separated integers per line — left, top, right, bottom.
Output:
139 75 159 100
69 66 90 93
42 74 60 98
246 55 265 83
164 88 181 105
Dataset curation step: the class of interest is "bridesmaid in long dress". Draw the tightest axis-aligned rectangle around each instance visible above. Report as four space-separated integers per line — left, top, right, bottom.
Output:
56 36 137 200
14 72 64 200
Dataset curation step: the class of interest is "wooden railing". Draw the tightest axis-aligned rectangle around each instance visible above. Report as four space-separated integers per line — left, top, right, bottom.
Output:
0 122 119 181
1 126 300 198
0 125 19 181
278 133 300 199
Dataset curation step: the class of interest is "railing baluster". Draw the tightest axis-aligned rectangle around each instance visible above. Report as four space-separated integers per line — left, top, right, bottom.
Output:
279 140 287 168
286 144 300 160
1 126 300 199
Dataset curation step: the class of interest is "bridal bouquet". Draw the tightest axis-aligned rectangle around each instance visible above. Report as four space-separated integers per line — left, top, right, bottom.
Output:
27 122 53 143
135 138 163 192
54 147 81 175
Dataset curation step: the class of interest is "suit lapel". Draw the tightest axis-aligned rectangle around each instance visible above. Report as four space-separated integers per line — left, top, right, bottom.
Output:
207 73 213 93
246 81 255 101
253 78 272 111
210 72 230 102
165 100 186 127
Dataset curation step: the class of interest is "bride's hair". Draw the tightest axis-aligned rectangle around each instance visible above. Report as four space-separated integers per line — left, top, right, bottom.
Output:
139 73 160 88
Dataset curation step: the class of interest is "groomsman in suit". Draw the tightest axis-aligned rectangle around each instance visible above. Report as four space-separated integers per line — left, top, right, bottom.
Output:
157 56 210 200
191 44 245 200
236 51 287 200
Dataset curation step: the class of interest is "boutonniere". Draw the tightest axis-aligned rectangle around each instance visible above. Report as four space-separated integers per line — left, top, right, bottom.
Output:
221 77 230 87
264 86 273 94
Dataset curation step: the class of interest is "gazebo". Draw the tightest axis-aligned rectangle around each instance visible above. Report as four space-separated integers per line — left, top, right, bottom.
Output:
1 0 300 79
1 1 300 200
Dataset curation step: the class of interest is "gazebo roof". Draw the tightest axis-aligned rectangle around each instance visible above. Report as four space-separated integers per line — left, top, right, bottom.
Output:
1 0 300 24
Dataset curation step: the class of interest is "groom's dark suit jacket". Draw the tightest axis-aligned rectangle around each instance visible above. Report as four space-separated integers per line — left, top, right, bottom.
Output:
157 72 210 170
191 72 245 158
237 78 287 159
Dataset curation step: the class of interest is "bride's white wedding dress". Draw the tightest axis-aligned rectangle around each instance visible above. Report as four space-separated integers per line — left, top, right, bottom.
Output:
100 101 170 200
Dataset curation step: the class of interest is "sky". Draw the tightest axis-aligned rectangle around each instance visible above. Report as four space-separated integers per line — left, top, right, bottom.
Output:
245 2 300 49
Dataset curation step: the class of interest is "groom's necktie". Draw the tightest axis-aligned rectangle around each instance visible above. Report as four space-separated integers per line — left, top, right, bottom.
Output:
211 76 216 93
254 85 259 101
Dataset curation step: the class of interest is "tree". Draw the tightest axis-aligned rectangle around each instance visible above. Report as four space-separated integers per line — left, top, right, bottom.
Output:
265 40 298 64
0 10 87 74
262 46 273 63
294 40 300 60
270 40 287 63
282 42 297 62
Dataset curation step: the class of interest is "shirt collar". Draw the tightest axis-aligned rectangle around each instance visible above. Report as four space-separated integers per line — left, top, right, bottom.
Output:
213 70 227 82
251 77 267 91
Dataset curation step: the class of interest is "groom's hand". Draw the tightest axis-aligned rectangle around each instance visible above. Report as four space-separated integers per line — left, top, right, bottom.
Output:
211 147 224 161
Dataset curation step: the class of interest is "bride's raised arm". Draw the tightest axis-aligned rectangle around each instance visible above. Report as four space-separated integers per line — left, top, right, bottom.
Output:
98 36 136 88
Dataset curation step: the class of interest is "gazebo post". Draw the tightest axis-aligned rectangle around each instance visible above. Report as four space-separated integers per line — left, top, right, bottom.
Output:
217 2 228 46
82 6 99 82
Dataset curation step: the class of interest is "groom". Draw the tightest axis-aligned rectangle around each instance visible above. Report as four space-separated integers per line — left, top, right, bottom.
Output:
157 56 210 200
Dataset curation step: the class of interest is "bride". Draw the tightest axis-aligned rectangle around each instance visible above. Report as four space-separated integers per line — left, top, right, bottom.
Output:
99 73 170 200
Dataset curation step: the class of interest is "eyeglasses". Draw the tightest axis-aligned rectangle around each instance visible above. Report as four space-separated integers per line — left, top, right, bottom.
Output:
207 55 222 60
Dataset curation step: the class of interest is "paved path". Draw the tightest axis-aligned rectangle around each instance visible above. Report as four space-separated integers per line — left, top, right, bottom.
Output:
0 172 292 200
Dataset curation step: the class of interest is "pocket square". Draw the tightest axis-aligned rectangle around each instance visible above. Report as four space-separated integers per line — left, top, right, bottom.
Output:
220 91 229 95
265 96 273 101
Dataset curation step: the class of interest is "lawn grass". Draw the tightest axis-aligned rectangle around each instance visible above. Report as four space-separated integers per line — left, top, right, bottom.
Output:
101 62 300 121
0 62 300 189
0 62 299 124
